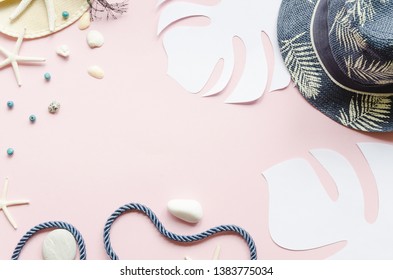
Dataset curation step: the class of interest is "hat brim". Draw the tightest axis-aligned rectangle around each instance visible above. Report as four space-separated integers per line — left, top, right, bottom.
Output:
277 0 393 132
0 0 89 39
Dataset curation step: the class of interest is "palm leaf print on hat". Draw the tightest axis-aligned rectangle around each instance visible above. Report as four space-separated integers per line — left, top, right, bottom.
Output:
330 7 367 51
280 32 322 99
346 0 377 26
344 56 393 84
338 95 392 131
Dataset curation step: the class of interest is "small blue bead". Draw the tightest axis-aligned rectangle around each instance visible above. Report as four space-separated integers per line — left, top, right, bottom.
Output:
62 11 69 19
44 73 51 81
7 148 14 156
7 101 14 109
29 115 36 122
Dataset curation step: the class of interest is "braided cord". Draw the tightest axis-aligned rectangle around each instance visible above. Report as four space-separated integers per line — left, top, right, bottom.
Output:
11 221 87 260
104 203 257 260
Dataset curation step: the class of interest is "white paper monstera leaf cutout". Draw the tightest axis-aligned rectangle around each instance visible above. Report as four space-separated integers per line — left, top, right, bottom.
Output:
263 143 393 259
157 0 290 103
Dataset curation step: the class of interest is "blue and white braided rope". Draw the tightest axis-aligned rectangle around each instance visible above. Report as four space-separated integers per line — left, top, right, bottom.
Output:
11 221 87 260
104 203 257 260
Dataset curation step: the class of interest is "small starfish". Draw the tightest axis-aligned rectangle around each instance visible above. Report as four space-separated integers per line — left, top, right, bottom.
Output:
0 178 29 229
9 0 56 32
0 29 46 86
185 245 221 260
212 244 221 260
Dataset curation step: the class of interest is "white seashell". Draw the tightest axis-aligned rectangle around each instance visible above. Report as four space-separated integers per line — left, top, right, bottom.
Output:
56 45 70 58
87 65 105 79
87 30 104 48
167 199 203 223
48 101 60 114
78 12 91 30
42 229 77 260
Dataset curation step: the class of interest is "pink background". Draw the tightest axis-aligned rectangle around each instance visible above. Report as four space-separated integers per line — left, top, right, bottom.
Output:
1 0 393 260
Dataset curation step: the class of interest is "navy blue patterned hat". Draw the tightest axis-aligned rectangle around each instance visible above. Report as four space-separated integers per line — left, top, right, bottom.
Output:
278 0 393 132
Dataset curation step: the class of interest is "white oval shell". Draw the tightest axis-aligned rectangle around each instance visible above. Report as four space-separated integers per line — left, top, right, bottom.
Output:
78 12 91 30
87 30 104 48
42 229 77 260
167 199 203 223
87 65 105 79
56 45 70 58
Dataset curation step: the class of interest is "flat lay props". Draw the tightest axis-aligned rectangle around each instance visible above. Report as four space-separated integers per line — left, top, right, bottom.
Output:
278 0 393 131
11 203 257 260
0 0 89 38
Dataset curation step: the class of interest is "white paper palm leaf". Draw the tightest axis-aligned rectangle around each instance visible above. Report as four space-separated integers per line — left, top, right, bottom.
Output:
157 0 291 104
264 144 393 259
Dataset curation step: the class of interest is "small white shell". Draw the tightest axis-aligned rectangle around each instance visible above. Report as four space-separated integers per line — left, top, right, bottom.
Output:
56 45 70 58
87 65 105 79
48 101 61 114
78 12 91 30
42 229 77 260
87 30 104 48
167 199 203 223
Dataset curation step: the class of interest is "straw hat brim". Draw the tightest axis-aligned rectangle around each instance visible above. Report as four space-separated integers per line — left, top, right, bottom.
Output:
277 0 393 132
0 0 89 39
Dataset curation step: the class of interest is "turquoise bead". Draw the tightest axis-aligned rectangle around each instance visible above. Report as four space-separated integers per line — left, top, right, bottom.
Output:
62 11 69 19
29 115 36 122
7 148 14 156
7 101 14 109
44 73 51 81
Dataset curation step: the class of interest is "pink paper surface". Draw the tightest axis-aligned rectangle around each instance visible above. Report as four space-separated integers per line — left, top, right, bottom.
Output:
0 0 392 260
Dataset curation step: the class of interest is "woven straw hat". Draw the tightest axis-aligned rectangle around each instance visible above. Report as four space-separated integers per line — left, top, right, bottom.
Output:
0 0 89 39
278 0 393 132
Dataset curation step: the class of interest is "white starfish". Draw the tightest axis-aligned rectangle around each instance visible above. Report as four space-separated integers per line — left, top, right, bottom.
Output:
0 178 29 229
185 245 221 260
212 244 221 260
0 29 46 86
9 0 56 32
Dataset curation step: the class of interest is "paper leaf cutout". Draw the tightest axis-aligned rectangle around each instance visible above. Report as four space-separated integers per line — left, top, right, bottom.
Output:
264 144 393 259
157 0 290 103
